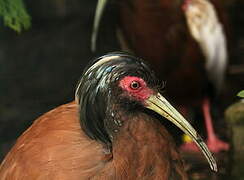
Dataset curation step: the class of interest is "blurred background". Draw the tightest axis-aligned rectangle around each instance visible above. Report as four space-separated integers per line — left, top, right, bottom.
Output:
0 0 243 179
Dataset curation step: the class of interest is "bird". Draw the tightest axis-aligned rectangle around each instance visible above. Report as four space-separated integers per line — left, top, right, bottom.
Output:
91 0 229 153
0 52 217 179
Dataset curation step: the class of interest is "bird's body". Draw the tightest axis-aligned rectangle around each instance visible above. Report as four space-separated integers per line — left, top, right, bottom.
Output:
118 0 200 105
117 0 227 105
0 102 186 179
0 102 101 179
0 53 216 179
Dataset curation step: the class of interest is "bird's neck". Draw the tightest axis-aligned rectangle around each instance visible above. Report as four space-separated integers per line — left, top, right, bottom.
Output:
110 112 187 179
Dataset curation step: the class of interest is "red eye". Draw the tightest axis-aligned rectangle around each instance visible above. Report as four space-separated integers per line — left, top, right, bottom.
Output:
130 81 141 90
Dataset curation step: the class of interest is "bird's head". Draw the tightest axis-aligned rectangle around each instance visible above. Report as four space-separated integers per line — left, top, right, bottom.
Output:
76 52 157 144
75 52 217 172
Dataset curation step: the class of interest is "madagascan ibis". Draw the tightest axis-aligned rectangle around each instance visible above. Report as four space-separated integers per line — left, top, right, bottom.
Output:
91 0 229 153
0 53 217 179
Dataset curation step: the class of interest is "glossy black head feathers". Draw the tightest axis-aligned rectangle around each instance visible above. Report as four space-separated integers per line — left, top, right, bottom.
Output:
75 52 157 145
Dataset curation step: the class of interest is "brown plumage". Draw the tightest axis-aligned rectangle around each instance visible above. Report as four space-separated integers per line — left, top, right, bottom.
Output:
0 53 216 179
0 102 185 179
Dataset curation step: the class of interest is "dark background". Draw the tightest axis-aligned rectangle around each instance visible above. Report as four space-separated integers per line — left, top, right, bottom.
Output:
0 0 243 175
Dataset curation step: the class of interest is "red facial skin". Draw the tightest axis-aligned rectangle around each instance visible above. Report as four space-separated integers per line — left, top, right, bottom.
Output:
119 76 154 101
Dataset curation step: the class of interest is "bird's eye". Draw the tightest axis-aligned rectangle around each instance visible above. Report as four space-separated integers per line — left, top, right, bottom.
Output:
130 81 141 90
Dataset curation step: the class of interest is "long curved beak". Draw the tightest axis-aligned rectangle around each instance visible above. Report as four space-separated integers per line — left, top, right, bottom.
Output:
145 93 217 172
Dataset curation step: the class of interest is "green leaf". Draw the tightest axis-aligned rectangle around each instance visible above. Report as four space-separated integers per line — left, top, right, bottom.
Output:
0 0 31 33
237 90 244 98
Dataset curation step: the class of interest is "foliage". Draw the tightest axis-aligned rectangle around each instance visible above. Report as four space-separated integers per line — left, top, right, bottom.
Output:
237 90 244 98
0 0 31 33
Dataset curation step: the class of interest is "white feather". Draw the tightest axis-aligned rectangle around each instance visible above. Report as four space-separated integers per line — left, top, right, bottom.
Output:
184 0 228 91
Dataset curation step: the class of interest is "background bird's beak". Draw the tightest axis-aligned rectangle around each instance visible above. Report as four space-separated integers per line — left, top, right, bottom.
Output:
91 0 108 51
145 93 217 172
